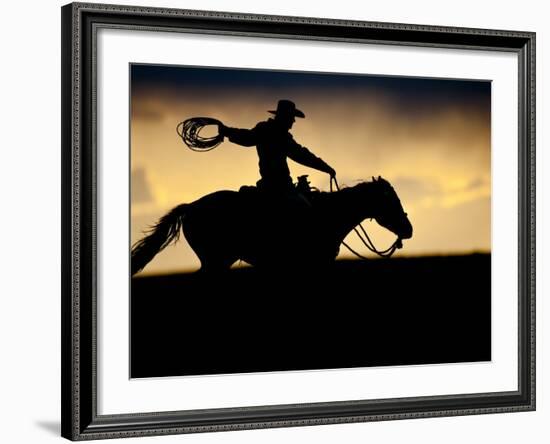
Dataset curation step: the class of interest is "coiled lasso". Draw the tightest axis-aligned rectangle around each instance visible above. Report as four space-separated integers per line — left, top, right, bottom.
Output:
176 117 223 152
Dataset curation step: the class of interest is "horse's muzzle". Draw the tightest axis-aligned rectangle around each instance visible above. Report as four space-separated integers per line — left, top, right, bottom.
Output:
399 219 413 240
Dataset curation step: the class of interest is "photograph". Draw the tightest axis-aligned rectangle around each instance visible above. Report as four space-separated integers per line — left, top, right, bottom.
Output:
129 64 492 378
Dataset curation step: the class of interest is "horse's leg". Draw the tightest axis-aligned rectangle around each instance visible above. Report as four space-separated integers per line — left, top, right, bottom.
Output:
180 191 242 273
184 229 236 273
185 232 233 272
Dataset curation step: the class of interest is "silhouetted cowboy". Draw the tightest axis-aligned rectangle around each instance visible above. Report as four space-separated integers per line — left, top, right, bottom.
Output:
219 100 336 194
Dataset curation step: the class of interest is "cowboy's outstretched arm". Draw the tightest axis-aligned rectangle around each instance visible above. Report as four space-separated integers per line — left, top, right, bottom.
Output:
287 139 336 177
219 123 259 147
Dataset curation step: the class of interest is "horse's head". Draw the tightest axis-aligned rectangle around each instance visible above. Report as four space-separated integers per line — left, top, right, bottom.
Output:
367 176 413 240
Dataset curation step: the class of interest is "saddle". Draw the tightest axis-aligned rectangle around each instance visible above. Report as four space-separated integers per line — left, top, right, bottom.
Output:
239 175 313 198
238 175 314 214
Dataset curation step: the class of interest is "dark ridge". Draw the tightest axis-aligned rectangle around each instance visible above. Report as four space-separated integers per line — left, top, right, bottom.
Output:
131 254 491 378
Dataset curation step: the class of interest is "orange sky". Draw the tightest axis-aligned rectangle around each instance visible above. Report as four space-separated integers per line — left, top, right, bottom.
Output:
131 65 491 275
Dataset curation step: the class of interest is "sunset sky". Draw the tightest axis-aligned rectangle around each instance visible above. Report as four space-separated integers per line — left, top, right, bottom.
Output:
130 64 491 275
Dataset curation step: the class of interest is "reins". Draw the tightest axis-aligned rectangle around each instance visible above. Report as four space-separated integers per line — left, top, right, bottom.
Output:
330 177 402 259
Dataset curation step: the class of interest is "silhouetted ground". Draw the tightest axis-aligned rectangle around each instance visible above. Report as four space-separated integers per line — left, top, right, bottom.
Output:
131 254 491 378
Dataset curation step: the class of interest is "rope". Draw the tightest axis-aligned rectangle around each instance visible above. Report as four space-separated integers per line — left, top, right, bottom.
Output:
330 176 402 259
176 117 223 151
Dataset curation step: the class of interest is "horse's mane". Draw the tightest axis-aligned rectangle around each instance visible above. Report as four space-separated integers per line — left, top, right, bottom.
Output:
306 178 398 214
309 180 375 201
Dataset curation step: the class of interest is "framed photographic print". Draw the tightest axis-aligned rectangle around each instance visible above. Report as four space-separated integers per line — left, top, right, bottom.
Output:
61 2 536 440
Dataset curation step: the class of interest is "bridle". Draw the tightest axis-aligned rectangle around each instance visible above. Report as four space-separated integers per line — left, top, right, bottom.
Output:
330 176 403 259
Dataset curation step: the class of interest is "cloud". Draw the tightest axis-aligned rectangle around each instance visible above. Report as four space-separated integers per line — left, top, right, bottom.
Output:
131 96 167 122
402 196 491 254
131 108 165 122
131 168 154 204
463 177 488 192
390 176 442 204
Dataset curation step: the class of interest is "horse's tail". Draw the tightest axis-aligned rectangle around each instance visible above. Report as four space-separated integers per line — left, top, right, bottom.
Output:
131 203 189 276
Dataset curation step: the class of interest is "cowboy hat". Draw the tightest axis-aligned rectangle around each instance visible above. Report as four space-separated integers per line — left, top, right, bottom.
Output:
268 99 305 118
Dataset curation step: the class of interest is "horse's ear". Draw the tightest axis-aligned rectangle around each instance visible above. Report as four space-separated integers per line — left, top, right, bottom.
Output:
372 176 376 182
378 175 381 180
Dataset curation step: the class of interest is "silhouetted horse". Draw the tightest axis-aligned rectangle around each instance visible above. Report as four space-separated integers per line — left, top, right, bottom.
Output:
131 177 412 275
